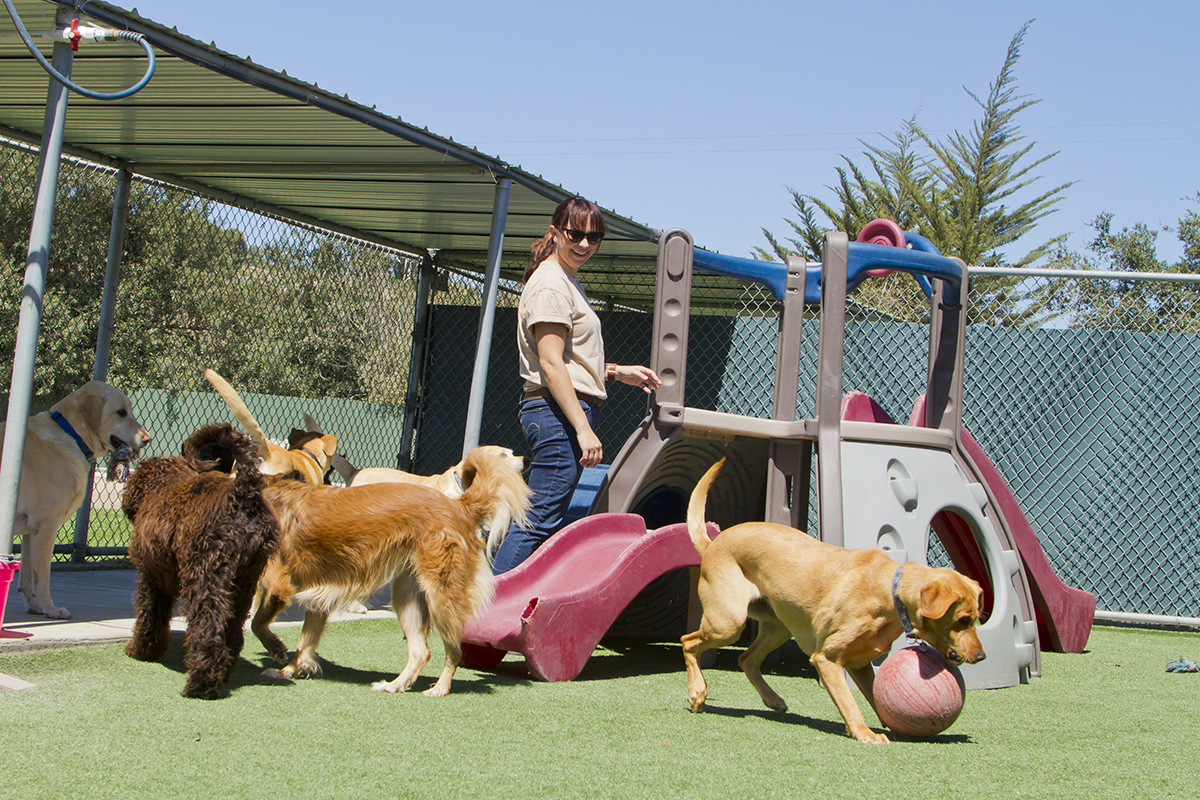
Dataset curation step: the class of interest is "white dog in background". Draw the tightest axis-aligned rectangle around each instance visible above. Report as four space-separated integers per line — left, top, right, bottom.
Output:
0 381 151 619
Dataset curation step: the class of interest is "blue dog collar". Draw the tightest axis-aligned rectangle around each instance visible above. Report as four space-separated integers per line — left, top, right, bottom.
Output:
51 411 95 462
892 564 924 648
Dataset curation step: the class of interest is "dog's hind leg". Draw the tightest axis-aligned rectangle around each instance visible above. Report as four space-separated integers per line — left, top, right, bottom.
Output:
681 618 747 712
126 577 175 662
220 579 259 682
180 582 236 699
737 615 792 712
372 574 431 694
681 575 754 712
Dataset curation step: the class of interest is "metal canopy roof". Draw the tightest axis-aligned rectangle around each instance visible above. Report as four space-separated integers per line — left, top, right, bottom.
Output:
0 0 675 294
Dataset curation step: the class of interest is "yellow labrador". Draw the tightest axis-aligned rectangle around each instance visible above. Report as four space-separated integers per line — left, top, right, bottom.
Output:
683 458 986 744
1 381 151 619
203 369 337 485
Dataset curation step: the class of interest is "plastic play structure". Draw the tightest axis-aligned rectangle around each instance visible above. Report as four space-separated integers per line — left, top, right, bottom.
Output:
461 222 1096 688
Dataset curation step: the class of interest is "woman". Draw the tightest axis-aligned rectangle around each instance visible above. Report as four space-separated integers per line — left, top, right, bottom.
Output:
491 196 660 574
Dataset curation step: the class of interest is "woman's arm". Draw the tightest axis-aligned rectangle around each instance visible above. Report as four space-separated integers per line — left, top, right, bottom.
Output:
533 322 603 467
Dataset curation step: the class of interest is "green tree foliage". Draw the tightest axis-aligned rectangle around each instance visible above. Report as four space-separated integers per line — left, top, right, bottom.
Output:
1038 198 1200 332
1 144 418 410
757 21 1072 325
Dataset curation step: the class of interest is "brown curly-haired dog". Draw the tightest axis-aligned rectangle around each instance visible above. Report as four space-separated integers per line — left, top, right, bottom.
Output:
122 423 280 699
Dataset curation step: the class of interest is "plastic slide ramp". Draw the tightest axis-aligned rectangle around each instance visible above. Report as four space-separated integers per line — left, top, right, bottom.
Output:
461 514 716 682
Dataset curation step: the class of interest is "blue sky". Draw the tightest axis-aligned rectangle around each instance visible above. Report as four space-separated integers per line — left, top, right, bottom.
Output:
120 1 1197 264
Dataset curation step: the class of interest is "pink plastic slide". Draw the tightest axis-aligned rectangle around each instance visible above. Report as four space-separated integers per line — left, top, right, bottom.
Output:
461 514 716 682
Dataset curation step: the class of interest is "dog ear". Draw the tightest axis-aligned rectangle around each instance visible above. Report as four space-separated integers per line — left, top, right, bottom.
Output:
918 577 961 623
80 391 108 433
458 460 478 490
303 413 321 433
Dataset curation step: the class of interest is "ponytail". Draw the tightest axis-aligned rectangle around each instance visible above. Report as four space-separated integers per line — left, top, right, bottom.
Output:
524 231 557 283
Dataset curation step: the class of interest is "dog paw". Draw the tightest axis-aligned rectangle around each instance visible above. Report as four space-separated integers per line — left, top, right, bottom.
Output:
291 661 321 679
763 695 788 713
261 668 292 681
422 685 449 698
182 683 221 700
852 729 890 745
44 605 72 620
371 680 402 693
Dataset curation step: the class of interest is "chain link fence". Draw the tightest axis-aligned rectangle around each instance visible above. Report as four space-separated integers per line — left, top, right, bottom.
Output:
3 136 1197 618
2 138 421 559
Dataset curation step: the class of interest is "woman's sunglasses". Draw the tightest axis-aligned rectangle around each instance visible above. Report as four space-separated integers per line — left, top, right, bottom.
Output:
562 228 604 245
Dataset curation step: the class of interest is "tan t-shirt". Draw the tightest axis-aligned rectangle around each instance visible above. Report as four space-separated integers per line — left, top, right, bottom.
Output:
518 260 606 400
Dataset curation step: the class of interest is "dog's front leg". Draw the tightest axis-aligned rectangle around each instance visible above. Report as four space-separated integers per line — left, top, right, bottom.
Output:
811 653 889 744
21 524 71 619
277 609 327 679
250 587 290 665
372 589 430 693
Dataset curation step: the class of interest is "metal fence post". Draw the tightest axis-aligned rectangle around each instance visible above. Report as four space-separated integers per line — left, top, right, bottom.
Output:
398 252 435 472
0 11 74 559
70 168 132 562
461 176 511 456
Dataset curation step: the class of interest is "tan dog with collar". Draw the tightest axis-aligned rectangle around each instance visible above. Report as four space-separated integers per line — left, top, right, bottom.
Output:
682 458 986 744
2 381 151 619
203 369 336 485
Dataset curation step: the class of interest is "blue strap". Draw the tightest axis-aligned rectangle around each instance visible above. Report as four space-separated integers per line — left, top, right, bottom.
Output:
892 565 921 645
51 411 95 462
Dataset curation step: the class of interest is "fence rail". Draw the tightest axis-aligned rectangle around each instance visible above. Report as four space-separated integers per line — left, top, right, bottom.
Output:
3 136 1197 620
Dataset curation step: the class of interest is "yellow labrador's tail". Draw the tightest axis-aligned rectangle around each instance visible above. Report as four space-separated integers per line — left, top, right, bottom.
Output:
687 458 725 557
202 369 271 460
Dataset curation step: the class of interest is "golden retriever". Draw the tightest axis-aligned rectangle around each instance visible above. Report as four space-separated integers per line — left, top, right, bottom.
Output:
203 369 336 485
683 458 986 744
251 446 529 697
1 381 151 619
331 445 524 562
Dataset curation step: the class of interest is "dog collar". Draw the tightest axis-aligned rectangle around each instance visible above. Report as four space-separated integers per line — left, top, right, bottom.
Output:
892 565 922 647
454 471 464 493
294 447 323 469
51 411 95 462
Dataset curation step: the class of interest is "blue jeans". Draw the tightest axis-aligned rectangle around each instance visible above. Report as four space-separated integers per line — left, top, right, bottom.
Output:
492 395 600 575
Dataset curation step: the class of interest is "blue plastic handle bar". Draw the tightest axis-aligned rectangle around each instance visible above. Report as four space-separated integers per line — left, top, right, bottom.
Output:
691 234 958 305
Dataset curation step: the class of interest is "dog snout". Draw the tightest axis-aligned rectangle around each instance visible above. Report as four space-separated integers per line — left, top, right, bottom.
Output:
947 635 986 667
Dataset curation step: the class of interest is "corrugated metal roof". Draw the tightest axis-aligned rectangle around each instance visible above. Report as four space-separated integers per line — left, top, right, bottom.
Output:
0 0 671 292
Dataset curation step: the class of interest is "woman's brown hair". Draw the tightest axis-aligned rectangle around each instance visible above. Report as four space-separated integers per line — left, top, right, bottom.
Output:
523 196 608 283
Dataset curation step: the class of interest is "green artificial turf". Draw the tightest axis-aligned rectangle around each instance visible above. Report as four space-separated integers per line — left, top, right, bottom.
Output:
2 622 1197 799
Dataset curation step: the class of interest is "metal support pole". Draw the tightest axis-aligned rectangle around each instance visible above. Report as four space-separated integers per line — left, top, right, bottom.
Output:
0 13 74 560
461 177 511 456
398 252 435 472
70 168 132 562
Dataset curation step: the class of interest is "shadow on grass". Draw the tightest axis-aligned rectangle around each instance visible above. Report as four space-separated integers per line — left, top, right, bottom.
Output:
579 638 819 681
700 703 972 744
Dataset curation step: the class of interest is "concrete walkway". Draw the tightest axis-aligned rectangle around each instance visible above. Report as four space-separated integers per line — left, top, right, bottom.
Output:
1 566 394 651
